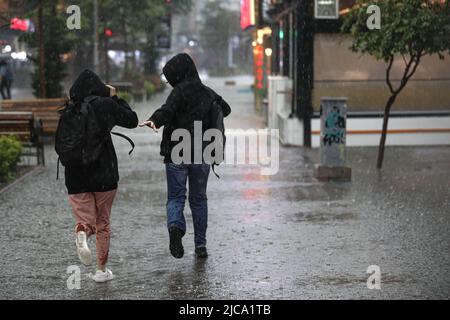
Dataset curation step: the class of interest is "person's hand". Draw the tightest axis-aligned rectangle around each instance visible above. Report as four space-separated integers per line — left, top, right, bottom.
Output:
139 120 158 132
106 84 116 97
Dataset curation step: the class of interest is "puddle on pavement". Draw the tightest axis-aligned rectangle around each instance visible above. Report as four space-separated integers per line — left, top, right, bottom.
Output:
294 211 358 223
300 274 408 286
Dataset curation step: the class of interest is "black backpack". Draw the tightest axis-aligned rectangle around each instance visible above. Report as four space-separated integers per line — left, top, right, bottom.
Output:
55 95 134 178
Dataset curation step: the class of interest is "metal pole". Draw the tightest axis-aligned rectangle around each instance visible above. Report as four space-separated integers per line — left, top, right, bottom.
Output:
228 38 233 68
296 0 314 147
104 34 110 83
93 0 99 73
38 0 46 98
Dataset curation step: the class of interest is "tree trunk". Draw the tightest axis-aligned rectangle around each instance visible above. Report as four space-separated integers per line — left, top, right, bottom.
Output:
123 21 129 72
376 94 398 169
144 32 156 75
104 36 110 83
38 0 46 98
93 0 99 74
131 34 137 71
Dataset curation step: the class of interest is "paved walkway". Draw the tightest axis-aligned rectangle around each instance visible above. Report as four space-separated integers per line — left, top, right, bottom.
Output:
0 77 449 299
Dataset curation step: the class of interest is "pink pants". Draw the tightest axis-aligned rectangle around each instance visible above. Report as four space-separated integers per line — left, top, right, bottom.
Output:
68 189 117 266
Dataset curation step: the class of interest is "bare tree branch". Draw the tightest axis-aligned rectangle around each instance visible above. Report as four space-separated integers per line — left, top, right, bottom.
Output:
395 54 415 94
394 53 422 95
386 55 395 94
401 54 408 67
405 55 422 83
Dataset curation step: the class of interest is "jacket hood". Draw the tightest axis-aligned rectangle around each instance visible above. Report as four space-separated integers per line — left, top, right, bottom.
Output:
163 53 200 87
69 69 110 101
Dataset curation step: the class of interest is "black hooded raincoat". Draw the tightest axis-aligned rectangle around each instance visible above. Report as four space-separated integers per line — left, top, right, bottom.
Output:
148 53 231 163
64 69 138 194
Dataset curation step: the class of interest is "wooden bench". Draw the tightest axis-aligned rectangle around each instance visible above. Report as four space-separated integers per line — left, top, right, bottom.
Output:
0 112 45 165
0 98 66 134
111 82 133 94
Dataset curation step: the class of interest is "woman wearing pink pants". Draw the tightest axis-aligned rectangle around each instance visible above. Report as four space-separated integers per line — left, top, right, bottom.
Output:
61 70 138 282
69 190 117 274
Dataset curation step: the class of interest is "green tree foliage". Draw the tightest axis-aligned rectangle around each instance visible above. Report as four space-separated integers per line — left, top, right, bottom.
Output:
171 0 192 14
125 0 166 75
199 1 241 75
21 0 75 98
19 0 193 95
342 0 450 168
141 0 192 74
73 0 192 77
0 136 23 182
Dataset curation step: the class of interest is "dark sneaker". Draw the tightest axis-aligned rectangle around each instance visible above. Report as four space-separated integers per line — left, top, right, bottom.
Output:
169 227 184 259
195 247 208 259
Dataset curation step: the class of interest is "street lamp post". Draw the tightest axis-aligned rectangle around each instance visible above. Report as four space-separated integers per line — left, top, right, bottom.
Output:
38 0 46 98
93 0 99 74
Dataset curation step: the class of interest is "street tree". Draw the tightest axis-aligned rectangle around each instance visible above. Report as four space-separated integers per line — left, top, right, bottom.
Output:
21 0 75 98
199 1 241 75
18 0 192 95
131 0 192 74
103 0 191 77
342 0 450 169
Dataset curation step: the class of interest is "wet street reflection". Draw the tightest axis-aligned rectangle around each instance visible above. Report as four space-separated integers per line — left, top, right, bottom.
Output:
0 77 449 299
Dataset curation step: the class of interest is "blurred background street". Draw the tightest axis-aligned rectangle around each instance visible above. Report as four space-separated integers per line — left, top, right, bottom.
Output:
1 0 449 300
1 77 449 299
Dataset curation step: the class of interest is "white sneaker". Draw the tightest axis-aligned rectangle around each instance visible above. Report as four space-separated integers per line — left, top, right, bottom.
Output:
76 231 92 266
91 268 114 283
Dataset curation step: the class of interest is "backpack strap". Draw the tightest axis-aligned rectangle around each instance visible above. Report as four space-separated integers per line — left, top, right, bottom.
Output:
111 132 135 155
211 163 220 179
56 157 60 180
80 96 98 115
84 95 98 103
81 96 136 156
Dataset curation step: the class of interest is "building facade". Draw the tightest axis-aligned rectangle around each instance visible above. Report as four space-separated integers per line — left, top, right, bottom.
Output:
243 0 450 147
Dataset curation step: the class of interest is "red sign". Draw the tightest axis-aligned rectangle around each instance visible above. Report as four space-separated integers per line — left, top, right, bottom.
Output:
254 44 264 89
10 18 28 32
104 28 113 37
241 0 255 30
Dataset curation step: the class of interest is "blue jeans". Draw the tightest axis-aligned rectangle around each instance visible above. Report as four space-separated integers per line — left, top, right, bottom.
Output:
165 163 210 248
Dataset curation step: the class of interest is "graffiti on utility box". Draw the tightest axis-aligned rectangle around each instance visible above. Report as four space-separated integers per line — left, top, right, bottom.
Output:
320 98 348 167
323 106 346 146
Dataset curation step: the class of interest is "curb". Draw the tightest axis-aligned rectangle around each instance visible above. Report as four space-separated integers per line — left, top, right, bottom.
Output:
0 166 45 195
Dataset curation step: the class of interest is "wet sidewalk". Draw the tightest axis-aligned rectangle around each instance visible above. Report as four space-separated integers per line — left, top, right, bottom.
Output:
0 77 449 299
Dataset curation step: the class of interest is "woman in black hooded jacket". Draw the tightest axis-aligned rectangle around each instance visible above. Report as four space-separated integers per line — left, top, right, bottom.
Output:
64 69 138 283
